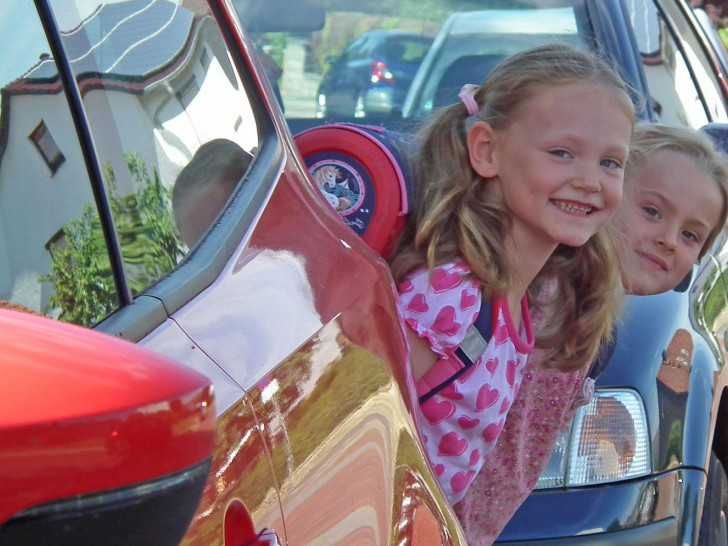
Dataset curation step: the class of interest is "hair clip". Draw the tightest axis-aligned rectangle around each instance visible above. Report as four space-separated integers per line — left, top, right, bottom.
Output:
459 84 480 130
458 84 480 116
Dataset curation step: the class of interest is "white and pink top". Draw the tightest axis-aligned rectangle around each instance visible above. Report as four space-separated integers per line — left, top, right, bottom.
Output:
398 260 535 504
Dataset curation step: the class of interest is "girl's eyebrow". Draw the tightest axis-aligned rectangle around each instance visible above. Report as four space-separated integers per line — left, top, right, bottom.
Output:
636 188 675 205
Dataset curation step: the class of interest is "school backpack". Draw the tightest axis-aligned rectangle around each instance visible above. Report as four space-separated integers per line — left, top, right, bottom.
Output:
293 123 413 259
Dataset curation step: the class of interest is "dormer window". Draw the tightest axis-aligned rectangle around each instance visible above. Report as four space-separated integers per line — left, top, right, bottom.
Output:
29 120 65 174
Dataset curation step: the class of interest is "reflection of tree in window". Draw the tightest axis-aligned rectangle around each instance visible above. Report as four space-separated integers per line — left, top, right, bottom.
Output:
40 152 184 326
29 120 65 174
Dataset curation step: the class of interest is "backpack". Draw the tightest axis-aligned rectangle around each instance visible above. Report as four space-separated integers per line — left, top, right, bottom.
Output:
294 123 412 259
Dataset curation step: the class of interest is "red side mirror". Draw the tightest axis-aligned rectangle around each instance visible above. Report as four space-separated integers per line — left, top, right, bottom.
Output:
0 309 215 545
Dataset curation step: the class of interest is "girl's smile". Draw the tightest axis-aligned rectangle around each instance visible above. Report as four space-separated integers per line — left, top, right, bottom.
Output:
551 199 596 215
634 249 667 272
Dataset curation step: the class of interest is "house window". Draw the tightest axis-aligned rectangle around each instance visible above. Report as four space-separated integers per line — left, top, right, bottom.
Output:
29 121 65 174
45 228 66 252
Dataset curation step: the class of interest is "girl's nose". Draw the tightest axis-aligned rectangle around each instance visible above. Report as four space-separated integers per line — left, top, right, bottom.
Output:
572 164 602 193
656 229 678 253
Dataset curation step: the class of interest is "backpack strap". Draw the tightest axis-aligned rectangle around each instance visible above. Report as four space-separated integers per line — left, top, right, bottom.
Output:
418 298 495 404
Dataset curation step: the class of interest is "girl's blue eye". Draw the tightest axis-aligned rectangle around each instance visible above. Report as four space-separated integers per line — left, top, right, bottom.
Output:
643 206 660 219
682 230 699 243
600 158 621 169
550 149 570 158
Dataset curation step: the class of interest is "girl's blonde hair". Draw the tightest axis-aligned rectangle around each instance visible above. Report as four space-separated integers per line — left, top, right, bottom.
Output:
625 122 728 259
390 43 635 372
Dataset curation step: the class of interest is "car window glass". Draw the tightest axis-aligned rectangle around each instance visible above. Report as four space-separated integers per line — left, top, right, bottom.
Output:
262 0 589 133
342 37 365 62
0 1 118 323
629 0 710 126
396 38 431 64
45 0 260 321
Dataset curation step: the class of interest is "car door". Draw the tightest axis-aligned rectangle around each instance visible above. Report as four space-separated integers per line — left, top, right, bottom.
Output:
0 1 468 543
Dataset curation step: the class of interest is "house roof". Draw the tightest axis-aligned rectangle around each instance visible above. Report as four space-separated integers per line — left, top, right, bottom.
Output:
26 0 194 81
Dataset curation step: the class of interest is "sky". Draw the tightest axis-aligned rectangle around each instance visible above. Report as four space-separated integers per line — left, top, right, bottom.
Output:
0 3 49 88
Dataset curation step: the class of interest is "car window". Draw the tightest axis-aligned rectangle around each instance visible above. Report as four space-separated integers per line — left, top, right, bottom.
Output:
342 36 366 62
250 0 728 137
628 0 714 126
254 0 594 134
2 0 262 327
0 2 118 323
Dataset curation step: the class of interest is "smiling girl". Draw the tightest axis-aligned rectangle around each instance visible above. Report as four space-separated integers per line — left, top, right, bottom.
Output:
389 43 634 506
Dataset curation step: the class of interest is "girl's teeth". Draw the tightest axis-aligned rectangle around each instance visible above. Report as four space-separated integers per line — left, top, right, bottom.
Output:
555 201 591 215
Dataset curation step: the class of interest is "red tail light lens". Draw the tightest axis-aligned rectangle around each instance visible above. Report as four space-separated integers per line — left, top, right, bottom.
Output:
370 61 395 83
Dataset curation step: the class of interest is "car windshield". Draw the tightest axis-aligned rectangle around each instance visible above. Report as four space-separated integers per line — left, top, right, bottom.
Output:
233 0 597 134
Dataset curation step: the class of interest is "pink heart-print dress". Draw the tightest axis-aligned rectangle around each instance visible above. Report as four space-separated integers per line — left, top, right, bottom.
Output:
398 260 535 505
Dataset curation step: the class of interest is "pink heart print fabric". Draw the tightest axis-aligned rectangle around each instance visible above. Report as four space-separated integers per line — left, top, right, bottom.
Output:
398 260 534 504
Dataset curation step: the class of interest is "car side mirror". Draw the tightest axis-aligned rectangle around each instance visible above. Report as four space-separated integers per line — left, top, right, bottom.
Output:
0 309 215 546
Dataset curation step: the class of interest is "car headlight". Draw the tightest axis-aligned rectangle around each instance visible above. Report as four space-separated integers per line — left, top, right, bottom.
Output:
535 389 651 489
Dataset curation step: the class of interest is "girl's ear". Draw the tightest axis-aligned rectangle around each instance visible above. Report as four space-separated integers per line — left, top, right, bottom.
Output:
467 121 499 178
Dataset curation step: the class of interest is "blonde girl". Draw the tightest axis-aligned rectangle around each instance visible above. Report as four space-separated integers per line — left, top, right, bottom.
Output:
390 43 634 505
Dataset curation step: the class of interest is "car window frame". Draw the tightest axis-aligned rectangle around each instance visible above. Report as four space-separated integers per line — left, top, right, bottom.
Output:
652 0 728 123
34 0 285 341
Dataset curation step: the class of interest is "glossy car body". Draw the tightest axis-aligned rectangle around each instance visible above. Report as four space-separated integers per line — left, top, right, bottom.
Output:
0 0 465 544
315 29 433 119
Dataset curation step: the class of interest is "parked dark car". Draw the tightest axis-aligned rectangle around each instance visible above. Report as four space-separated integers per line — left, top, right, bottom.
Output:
315 29 433 119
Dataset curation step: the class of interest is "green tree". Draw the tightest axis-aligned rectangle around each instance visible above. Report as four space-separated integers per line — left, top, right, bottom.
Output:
41 152 184 326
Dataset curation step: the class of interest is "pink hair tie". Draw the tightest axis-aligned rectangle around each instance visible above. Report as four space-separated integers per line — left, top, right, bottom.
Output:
458 84 480 116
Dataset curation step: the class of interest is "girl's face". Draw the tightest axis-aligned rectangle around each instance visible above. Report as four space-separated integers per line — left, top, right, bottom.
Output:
614 148 723 295
475 81 632 257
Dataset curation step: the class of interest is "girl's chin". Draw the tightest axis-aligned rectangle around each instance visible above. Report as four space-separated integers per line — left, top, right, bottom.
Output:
622 274 674 296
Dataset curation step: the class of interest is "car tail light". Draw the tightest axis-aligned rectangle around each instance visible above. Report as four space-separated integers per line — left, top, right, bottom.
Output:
371 61 395 83
535 389 651 489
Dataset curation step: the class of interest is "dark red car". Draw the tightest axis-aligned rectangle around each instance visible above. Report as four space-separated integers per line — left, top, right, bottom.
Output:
0 0 464 544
